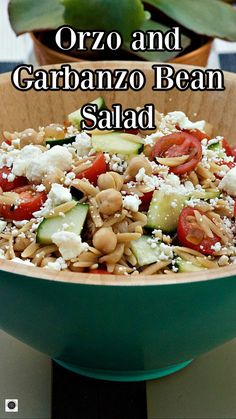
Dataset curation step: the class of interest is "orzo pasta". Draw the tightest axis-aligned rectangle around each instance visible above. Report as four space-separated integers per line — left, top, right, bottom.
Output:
0 98 236 275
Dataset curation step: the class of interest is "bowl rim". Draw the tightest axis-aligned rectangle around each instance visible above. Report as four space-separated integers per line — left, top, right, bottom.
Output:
0 259 236 286
0 61 236 286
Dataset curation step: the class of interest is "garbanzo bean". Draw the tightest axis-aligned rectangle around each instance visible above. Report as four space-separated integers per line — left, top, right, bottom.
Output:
96 188 122 215
97 172 123 191
143 145 153 159
125 155 152 179
44 124 65 140
19 128 44 147
92 227 117 254
42 168 65 192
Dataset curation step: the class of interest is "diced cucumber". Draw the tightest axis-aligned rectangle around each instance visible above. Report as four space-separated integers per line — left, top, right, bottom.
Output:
68 97 107 128
146 190 186 233
190 189 220 200
130 235 161 267
92 132 143 156
36 203 88 245
175 258 207 273
45 136 76 147
208 139 222 151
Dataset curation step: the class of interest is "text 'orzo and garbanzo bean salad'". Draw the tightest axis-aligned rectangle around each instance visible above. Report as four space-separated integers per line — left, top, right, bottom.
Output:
0 97 236 276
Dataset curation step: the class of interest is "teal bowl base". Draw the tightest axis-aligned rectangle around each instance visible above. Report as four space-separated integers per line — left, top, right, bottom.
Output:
54 359 193 382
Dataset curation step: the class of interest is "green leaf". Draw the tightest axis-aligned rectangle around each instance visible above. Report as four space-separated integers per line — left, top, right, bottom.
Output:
8 0 65 35
146 0 236 41
62 0 146 42
123 19 191 62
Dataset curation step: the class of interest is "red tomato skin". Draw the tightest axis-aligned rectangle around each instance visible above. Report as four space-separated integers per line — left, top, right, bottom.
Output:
1 190 47 221
231 146 236 161
179 128 210 142
224 161 236 170
139 191 153 211
13 186 33 194
177 207 220 256
214 161 236 179
222 138 233 156
0 167 28 192
122 128 140 135
152 132 202 175
84 119 94 128
176 126 210 142
76 153 107 185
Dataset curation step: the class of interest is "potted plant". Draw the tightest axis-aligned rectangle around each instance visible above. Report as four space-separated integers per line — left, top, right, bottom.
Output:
8 0 236 66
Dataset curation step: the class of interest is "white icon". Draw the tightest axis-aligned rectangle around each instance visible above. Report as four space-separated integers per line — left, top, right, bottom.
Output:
5 399 18 412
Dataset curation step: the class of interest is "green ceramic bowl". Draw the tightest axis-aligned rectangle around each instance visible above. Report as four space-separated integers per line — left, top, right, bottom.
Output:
0 62 236 382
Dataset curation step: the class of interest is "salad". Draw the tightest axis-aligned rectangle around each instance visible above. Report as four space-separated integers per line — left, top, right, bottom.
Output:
0 97 236 276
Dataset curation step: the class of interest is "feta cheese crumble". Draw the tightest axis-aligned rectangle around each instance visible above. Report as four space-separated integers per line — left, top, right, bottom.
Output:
109 154 128 174
64 172 76 186
166 111 206 131
33 184 72 218
7 172 15 182
219 166 236 197
211 242 222 253
33 198 53 218
0 249 5 259
46 257 68 271
218 255 229 266
48 184 72 207
73 132 92 157
0 221 7 233
123 195 141 212
51 232 89 260
12 145 72 182
11 257 34 266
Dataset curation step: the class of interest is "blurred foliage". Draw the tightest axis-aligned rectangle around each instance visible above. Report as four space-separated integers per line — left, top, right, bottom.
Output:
8 0 236 61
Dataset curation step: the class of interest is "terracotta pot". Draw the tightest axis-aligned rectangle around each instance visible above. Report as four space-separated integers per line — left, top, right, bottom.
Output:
31 32 213 67
170 39 213 66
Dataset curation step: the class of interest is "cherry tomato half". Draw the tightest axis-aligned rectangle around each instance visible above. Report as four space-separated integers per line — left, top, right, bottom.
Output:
1 187 47 221
139 191 153 212
177 207 220 255
76 153 107 185
152 132 202 175
0 167 28 192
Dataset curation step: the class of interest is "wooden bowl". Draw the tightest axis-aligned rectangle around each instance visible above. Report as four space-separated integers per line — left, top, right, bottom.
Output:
0 62 236 381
